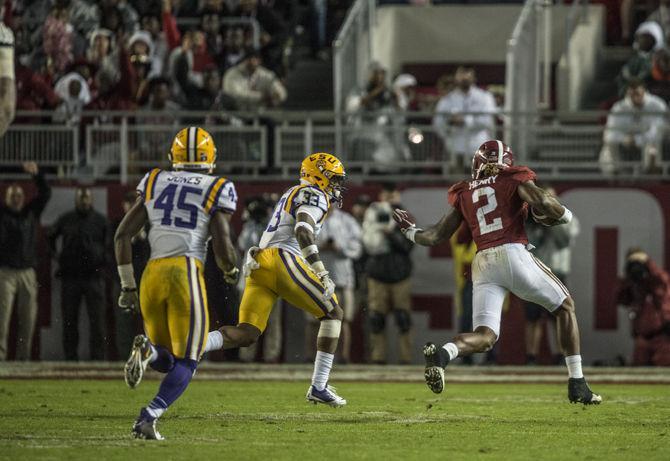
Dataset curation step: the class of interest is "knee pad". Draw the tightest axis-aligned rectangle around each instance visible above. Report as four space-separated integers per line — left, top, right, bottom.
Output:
149 346 175 373
318 319 342 339
393 309 412 334
369 311 386 334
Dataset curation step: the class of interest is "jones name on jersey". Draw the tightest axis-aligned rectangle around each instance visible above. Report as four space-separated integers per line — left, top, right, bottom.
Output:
138 168 238 262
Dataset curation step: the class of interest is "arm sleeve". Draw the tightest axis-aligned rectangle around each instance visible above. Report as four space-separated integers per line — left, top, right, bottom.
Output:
447 184 462 209
293 188 328 222
604 105 627 144
213 181 238 215
136 172 151 199
511 166 537 183
162 10 181 50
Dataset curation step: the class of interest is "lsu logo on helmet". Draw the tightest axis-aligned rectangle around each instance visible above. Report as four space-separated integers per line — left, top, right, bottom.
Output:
300 153 346 206
170 127 217 170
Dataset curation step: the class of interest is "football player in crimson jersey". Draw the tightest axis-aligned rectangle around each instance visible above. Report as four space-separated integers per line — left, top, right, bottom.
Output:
393 140 602 405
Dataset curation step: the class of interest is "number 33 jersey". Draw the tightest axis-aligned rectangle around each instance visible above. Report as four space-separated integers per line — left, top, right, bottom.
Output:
448 166 536 251
137 168 238 262
259 183 330 256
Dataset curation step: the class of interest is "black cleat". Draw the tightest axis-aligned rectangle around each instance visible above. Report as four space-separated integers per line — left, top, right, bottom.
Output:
568 377 602 405
422 343 450 394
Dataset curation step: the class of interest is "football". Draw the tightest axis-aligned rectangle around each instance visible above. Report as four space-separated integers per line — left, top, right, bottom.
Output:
530 207 559 226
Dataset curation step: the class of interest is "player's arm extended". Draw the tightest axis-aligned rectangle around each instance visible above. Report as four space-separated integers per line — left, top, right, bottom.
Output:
517 181 572 223
394 208 463 247
114 197 148 285
209 211 239 281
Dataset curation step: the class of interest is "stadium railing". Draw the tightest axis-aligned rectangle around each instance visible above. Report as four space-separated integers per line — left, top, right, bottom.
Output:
3 109 669 181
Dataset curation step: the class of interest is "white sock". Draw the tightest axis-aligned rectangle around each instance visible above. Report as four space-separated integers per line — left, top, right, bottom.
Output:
311 351 334 391
442 342 459 361
565 355 583 378
203 331 224 353
148 344 158 363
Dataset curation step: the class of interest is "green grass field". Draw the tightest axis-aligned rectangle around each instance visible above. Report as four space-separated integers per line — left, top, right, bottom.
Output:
1 380 668 460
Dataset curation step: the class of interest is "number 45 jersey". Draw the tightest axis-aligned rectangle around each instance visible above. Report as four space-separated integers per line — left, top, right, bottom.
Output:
137 168 238 262
448 166 536 251
259 183 330 256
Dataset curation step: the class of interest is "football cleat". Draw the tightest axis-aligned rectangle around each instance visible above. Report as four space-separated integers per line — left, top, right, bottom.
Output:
132 415 165 441
423 342 450 394
125 335 152 389
568 377 602 405
306 384 347 407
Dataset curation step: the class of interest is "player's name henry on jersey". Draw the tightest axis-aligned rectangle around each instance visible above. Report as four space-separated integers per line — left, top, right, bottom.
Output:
166 175 204 185
468 175 498 190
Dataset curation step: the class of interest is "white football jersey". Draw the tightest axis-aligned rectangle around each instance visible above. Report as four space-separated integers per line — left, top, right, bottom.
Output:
137 169 238 262
259 182 330 256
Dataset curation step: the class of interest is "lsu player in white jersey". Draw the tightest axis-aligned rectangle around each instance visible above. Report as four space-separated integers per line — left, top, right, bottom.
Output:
114 127 239 439
203 153 347 407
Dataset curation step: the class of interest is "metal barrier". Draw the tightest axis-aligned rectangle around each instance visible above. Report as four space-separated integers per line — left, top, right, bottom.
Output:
4 110 670 181
333 0 376 154
84 118 268 182
0 125 79 170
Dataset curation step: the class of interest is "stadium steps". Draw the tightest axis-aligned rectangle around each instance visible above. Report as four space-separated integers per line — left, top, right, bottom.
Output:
283 57 334 110
581 46 633 110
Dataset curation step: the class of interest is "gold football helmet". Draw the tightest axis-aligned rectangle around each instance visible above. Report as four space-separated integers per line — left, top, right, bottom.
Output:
169 127 217 170
300 153 346 206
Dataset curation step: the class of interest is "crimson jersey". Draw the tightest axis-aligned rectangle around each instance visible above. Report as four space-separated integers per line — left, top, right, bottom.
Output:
448 166 536 251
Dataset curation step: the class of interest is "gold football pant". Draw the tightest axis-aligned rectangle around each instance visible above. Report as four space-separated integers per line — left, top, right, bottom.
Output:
239 248 339 332
139 256 209 361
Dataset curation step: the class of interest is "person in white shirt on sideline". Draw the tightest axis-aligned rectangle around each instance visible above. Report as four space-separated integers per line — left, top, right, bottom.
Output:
305 207 363 364
600 79 667 175
432 66 497 174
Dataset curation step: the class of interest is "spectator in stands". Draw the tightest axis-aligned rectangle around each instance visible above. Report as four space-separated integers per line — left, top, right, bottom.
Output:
237 196 282 363
222 27 249 71
85 45 138 115
616 21 664 97
94 0 139 35
0 162 51 361
600 79 667 175
616 249 670 366
346 63 398 166
222 49 287 110
169 30 215 104
392 73 418 161
86 28 118 86
111 191 148 358
128 31 160 79
234 0 289 75
201 9 225 60
138 77 180 159
305 206 363 364
138 0 182 78
53 71 92 126
42 4 74 76
647 0 670 42
49 187 110 361
393 73 417 112
524 189 580 365
15 60 62 119
432 66 497 174
362 184 414 364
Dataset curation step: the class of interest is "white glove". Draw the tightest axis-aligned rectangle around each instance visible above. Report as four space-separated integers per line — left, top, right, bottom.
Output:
242 246 261 278
317 270 336 303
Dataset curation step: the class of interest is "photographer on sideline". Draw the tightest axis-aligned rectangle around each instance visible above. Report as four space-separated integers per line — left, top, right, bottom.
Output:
616 248 670 366
362 184 414 364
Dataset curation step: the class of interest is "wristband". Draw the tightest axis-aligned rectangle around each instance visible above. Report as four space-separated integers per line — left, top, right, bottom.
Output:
117 264 136 289
405 227 422 243
310 260 326 274
301 244 319 259
295 221 315 234
557 207 573 224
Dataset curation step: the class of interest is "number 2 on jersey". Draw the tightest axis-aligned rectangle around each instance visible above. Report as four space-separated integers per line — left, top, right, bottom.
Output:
472 186 503 235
